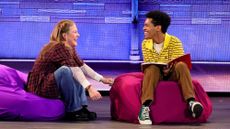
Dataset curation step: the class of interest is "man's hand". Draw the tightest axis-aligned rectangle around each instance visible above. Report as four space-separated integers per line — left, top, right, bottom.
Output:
87 85 102 100
162 63 174 76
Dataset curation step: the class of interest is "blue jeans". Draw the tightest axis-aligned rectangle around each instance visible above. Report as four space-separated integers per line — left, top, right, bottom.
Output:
54 66 88 112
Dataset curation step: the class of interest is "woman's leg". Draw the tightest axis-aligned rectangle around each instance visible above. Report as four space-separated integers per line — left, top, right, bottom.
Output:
54 66 88 112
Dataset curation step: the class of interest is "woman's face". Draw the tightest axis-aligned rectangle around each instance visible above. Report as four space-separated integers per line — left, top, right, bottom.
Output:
65 24 80 47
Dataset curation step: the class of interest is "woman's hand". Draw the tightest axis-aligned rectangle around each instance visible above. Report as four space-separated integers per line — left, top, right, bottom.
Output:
87 85 102 101
101 77 114 86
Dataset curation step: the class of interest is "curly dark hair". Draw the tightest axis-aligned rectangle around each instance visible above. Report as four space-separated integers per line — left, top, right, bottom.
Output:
146 10 171 33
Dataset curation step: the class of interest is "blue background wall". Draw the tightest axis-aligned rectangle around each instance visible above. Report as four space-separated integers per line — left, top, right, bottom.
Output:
0 0 230 62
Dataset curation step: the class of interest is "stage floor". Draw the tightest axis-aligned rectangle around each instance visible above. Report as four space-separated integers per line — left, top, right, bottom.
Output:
0 97 230 129
1 61 230 93
0 62 230 128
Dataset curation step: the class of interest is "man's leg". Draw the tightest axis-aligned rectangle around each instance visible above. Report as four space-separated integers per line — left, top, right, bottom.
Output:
139 65 161 125
169 62 203 118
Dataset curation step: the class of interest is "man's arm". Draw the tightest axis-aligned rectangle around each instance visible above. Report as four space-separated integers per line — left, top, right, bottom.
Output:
171 36 185 59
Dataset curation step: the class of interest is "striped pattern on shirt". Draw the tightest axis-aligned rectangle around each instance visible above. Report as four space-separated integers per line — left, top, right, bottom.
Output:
142 33 185 63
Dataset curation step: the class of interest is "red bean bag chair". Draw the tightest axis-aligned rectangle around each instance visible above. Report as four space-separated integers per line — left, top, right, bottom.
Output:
110 72 212 124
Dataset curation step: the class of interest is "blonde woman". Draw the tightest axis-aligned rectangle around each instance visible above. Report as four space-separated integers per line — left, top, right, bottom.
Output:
27 20 114 120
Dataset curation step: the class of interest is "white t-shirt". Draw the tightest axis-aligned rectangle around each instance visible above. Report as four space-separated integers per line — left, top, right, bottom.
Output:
154 42 164 53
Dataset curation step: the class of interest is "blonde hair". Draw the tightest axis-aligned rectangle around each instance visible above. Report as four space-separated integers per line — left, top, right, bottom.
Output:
39 20 75 60
50 19 75 43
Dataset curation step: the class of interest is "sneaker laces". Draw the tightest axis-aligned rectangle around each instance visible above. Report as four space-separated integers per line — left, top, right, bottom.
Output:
141 107 150 120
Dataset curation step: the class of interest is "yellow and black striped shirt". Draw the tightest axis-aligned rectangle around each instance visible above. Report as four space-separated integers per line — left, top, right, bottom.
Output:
142 33 184 63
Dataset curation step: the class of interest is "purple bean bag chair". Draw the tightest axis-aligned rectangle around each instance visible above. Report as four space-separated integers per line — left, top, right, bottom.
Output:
110 72 212 124
0 64 65 121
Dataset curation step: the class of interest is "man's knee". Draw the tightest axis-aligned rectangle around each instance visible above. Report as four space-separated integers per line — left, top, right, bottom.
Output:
144 65 160 74
175 62 187 70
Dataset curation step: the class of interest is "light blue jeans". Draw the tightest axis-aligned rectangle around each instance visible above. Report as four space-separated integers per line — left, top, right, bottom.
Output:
54 66 88 112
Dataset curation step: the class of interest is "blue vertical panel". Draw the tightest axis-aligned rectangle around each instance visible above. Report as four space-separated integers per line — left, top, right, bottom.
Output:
129 0 140 61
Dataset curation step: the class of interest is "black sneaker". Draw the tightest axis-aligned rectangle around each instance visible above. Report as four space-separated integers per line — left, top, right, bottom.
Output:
64 107 97 121
65 110 89 121
188 101 203 118
81 107 97 120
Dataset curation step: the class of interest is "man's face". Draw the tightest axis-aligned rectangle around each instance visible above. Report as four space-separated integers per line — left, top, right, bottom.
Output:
143 18 157 39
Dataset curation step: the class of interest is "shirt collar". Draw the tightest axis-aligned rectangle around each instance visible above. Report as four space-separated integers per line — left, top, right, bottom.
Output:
143 33 171 50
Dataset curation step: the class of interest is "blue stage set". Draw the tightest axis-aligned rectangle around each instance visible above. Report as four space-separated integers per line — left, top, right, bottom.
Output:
1 1 230 127
0 0 230 92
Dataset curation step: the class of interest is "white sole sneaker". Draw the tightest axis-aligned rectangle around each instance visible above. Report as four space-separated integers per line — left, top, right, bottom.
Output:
190 101 203 118
138 117 152 125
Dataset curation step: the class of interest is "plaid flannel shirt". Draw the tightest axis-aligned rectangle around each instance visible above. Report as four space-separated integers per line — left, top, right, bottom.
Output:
26 42 83 98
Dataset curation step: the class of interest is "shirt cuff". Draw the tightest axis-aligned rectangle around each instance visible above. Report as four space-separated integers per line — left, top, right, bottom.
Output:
81 80 91 89
94 74 103 82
